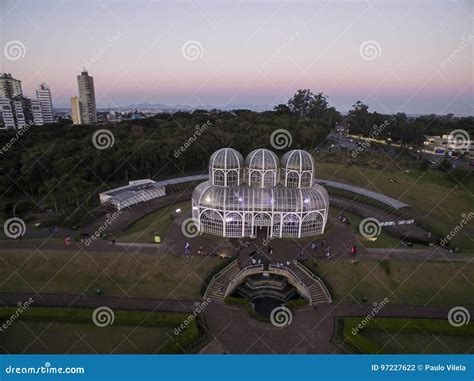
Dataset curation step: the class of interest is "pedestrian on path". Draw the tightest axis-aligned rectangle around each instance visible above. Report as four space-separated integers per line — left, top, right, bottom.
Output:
184 242 191 255
267 244 273 255
351 245 357 256
311 240 317 253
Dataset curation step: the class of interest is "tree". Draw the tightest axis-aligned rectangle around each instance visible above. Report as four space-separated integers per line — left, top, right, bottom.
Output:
438 158 452 172
273 104 292 115
419 158 431 171
308 92 329 119
346 101 370 134
288 89 314 117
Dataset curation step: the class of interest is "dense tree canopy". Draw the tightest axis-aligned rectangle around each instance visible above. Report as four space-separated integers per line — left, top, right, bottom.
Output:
0 89 472 226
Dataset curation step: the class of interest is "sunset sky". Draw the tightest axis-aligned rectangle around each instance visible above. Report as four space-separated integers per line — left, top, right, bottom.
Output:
1 0 473 115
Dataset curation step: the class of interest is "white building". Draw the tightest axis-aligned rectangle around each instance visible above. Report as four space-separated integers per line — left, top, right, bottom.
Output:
0 73 22 99
36 83 54 123
192 148 329 239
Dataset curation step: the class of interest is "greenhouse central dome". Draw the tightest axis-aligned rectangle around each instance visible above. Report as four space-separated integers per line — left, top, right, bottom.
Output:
192 148 329 239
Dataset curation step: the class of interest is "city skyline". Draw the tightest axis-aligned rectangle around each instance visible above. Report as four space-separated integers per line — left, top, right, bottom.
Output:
1 0 473 115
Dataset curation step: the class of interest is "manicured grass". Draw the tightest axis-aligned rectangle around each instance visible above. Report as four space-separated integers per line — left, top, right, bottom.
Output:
327 208 425 250
342 317 474 354
118 200 191 243
307 258 474 306
317 163 474 253
0 307 202 354
0 249 222 300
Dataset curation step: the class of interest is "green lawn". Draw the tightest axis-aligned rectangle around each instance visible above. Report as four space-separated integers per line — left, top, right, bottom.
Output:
341 317 474 354
327 208 426 250
317 163 474 253
118 200 191 243
0 249 222 300
307 258 474 306
0 307 203 354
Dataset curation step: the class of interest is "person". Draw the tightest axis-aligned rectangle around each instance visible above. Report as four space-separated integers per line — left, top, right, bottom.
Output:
267 244 273 255
298 249 305 260
325 247 331 260
351 245 357 256
111 239 116 246
197 245 204 256
184 242 191 256
311 240 317 252
321 239 326 248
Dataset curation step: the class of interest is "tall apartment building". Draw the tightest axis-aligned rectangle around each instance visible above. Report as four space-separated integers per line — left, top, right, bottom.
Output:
77 70 97 124
0 74 52 130
70 96 82 125
0 98 15 129
0 73 23 98
36 83 54 123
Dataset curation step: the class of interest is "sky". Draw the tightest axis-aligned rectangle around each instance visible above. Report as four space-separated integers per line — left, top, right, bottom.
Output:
1 0 473 115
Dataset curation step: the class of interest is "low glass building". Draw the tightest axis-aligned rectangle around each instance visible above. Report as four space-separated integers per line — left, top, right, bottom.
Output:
192 148 329 238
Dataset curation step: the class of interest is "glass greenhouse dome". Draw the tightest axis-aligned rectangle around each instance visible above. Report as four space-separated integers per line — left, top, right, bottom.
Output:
192 148 329 239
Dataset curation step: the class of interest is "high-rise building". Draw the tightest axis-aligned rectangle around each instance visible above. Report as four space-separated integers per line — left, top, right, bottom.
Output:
0 73 23 99
0 74 48 130
77 70 97 124
36 83 54 123
0 98 15 129
71 96 82 125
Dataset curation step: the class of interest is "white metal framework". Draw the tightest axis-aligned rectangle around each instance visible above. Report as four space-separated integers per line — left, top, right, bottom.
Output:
192 148 329 238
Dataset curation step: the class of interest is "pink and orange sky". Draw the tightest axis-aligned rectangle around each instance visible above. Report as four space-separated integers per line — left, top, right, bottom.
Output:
1 0 473 115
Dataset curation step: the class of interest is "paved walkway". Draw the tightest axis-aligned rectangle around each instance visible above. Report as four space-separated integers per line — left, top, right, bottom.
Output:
0 293 199 313
204 303 471 354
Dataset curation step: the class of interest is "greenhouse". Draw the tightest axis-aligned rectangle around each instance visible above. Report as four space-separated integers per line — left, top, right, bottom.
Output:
191 148 329 238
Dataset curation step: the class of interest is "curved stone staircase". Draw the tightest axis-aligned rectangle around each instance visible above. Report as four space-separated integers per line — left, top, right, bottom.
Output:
288 263 332 304
205 260 241 302
205 260 332 305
